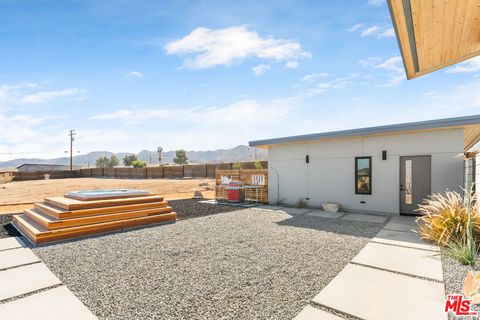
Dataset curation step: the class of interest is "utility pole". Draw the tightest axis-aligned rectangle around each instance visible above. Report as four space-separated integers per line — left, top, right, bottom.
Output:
69 129 76 171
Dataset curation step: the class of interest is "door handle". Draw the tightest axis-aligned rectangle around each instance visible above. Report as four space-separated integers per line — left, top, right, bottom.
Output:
400 185 404 191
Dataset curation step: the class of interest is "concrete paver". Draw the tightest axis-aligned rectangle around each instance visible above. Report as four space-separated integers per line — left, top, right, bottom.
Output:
0 248 39 270
255 205 284 211
0 237 24 252
372 228 439 252
351 242 443 281
0 286 97 320
0 263 62 301
313 263 446 320
383 215 418 233
293 305 345 320
277 207 312 215
341 213 388 224
306 210 343 219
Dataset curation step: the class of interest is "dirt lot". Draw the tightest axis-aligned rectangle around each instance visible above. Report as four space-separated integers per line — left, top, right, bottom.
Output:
0 178 215 213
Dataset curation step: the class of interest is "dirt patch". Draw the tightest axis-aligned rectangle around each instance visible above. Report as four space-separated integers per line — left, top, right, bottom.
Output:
0 177 215 205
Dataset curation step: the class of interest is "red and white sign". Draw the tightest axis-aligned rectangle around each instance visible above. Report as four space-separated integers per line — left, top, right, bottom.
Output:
445 294 478 317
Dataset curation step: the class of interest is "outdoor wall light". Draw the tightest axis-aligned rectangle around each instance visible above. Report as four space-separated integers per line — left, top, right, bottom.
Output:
306 155 309 163
382 150 387 160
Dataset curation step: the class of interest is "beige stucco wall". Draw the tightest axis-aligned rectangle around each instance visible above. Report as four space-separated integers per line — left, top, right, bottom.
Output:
267 128 465 214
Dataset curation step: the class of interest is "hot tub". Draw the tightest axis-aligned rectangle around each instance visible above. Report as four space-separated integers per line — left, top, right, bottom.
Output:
65 189 150 201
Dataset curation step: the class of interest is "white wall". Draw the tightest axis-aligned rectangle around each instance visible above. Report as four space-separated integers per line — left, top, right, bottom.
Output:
268 128 465 214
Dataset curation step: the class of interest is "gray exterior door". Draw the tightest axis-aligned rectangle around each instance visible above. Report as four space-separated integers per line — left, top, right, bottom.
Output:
400 156 431 215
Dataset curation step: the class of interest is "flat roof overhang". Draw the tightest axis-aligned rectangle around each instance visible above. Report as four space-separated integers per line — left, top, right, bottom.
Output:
249 114 480 152
388 0 480 79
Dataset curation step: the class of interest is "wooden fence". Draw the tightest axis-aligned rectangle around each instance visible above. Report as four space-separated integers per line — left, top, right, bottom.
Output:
2 161 268 182
215 169 268 203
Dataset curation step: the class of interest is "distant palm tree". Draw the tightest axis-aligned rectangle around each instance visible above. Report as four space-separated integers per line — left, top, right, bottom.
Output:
157 147 163 165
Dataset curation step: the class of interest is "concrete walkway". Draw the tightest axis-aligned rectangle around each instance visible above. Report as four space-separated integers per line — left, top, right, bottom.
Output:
0 237 97 320
294 216 447 320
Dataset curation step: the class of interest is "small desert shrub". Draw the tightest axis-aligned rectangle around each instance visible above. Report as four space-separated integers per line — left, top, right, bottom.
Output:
446 236 477 265
232 161 242 169
0 172 14 184
254 160 264 170
416 190 479 247
296 199 307 209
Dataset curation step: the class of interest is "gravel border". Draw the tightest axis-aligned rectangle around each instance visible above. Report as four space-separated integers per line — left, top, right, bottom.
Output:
168 199 244 220
0 214 21 239
33 209 382 320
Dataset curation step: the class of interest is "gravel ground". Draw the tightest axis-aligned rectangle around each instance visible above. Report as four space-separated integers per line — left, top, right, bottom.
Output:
0 214 20 239
169 199 243 220
442 252 480 318
0 199 238 239
33 209 382 320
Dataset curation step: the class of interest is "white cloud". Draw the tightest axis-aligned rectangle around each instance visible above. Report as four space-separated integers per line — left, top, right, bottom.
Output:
252 64 271 76
347 23 363 32
20 88 86 104
304 73 358 97
374 56 403 73
0 83 38 109
361 26 395 38
359 56 405 86
301 72 328 82
125 71 144 78
349 23 395 39
0 83 86 108
92 99 293 125
285 61 299 69
445 56 480 74
164 26 310 69
368 0 385 6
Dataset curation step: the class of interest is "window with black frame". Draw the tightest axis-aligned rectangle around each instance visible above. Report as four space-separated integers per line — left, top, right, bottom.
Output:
355 156 371 195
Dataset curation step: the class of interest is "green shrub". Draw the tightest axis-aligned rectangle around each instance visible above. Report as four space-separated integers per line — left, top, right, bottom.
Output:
232 161 242 169
254 160 264 169
132 160 147 168
445 236 477 266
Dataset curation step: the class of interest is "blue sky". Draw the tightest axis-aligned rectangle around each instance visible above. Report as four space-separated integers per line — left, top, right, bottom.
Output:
1 0 480 161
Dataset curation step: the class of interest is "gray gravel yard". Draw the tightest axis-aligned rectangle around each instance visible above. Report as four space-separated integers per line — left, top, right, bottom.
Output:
33 208 382 320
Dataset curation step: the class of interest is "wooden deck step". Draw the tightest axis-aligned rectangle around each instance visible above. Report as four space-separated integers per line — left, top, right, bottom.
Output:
13 212 177 245
45 195 164 210
35 201 169 219
24 206 173 230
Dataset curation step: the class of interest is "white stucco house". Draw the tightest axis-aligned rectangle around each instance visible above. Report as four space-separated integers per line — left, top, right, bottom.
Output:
249 115 480 215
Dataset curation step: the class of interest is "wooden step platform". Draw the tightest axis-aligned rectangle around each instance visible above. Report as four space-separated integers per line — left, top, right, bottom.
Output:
45 195 165 210
34 201 169 219
12 192 176 245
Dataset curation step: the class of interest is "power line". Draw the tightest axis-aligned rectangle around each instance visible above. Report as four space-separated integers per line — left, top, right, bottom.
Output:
0 151 68 155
